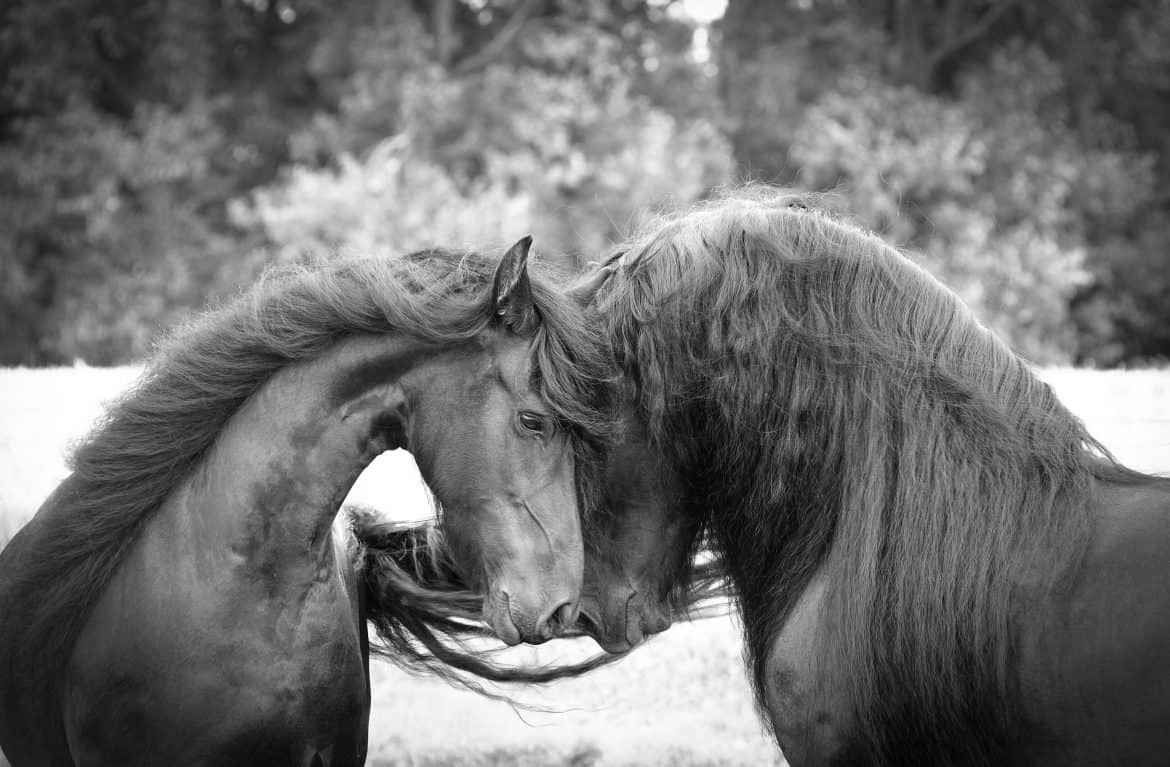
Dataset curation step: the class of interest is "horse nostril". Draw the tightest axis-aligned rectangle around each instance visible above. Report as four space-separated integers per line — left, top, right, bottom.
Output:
544 600 577 637
576 610 597 634
645 610 672 636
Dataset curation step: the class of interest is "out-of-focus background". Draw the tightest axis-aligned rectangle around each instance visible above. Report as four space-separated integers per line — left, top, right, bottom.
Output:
2 0 1170 367
3 1 1170 765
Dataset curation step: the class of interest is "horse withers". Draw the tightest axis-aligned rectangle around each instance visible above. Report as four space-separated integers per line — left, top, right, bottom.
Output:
0 238 614 766
574 189 1170 766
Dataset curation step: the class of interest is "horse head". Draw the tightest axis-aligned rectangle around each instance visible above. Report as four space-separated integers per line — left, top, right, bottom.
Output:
405 238 585 646
568 265 707 654
578 410 702 652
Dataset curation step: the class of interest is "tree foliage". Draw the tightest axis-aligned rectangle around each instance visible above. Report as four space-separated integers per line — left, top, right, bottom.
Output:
243 3 731 266
1 0 1167 365
1 0 732 363
720 0 1170 364
788 44 1154 362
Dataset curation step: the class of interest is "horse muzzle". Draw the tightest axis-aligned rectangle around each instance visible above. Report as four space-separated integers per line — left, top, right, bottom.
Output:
485 589 578 646
578 587 672 653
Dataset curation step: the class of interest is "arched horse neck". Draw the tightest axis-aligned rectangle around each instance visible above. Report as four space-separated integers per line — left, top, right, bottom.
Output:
184 333 447 590
670 279 1109 756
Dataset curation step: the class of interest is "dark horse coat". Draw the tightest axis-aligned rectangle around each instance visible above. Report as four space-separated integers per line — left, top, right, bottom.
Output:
0 241 615 767
577 189 1170 766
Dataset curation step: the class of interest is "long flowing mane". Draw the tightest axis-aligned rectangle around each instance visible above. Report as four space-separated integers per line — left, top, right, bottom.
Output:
6 247 616 745
347 510 624 693
347 507 732 693
585 188 1163 761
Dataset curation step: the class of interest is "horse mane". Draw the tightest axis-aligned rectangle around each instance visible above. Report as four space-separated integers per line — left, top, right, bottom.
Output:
347 506 729 693
9 247 616 747
586 186 1161 762
346 509 623 693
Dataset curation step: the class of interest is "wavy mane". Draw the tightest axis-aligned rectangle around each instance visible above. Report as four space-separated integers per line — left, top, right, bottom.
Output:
347 510 622 692
346 500 730 692
587 187 1160 761
347 509 730 695
6 247 616 749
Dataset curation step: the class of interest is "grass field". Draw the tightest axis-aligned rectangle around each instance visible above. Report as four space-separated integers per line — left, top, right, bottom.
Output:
1 365 1168 765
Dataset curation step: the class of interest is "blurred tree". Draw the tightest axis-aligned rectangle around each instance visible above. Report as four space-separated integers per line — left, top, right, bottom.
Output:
0 0 330 363
788 46 1152 362
0 101 238 364
242 0 732 267
1017 0 1170 364
2 0 1166 365
716 0 1170 364
0 0 731 363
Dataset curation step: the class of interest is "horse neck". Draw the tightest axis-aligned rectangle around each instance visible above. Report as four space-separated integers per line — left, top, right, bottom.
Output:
167 333 442 586
673 335 1112 755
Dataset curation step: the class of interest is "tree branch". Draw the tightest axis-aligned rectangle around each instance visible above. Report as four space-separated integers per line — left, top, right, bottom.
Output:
927 0 1016 71
88 27 138 118
433 0 458 69
453 0 538 76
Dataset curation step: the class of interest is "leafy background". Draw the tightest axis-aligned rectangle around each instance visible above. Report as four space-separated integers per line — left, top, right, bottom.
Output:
2 0 1169 367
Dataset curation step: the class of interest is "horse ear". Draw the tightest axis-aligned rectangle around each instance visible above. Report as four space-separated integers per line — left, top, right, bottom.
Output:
492 236 539 332
567 263 613 304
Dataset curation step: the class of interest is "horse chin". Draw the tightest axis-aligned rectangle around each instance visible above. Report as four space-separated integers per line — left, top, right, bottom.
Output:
640 605 672 638
600 637 637 654
616 599 672 650
623 611 647 649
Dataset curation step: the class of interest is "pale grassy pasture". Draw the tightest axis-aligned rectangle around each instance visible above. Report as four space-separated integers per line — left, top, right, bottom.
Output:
1 365 1168 765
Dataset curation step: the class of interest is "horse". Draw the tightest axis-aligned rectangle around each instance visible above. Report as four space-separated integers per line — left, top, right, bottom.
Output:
0 238 616 767
573 189 1170 766
573 406 709 654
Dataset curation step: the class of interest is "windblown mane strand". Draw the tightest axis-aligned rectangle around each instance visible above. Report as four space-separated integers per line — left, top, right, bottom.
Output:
13 247 614 737
590 189 1145 762
348 511 626 693
349 511 725 692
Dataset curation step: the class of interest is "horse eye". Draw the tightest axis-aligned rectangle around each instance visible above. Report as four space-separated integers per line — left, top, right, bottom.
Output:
518 411 546 435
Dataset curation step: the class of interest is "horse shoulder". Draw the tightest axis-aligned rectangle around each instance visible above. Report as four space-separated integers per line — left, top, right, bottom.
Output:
1016 479 1170 765
762 571 857 767
64 501 369 766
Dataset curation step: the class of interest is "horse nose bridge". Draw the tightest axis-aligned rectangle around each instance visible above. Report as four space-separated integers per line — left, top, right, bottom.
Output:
471 495 580 579
507 490 580 554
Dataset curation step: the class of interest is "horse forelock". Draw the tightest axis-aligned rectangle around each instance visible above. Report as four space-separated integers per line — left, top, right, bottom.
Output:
523 281 620 529
587 187 1145 759
10 246 617 748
